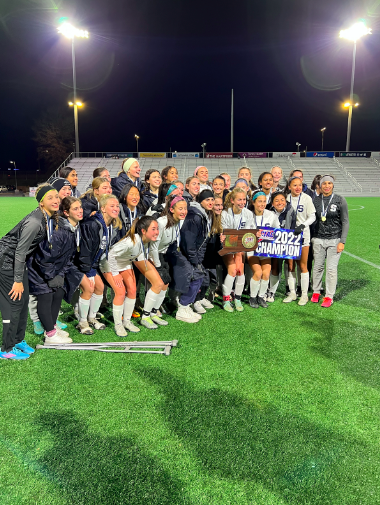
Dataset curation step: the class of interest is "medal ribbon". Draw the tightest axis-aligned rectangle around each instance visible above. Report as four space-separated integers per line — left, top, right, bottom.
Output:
321 193 334 220
140 237 150 270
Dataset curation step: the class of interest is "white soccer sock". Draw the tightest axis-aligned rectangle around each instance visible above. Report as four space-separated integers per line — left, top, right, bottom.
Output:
270 274 280 294
78 297 90 322
113 304 123 325
123 298 136 322
154 289 167 310
250 278 260 298
258 279 269 297
222 274 235 296
88 293 103 319
143 289 159 316
234 275 245 297
301 272 309 295
288 271 296 294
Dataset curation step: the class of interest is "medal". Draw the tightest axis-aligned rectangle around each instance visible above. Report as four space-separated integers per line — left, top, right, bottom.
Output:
77 246 80 252
321 193 334 223
321 216 326 222
49 243 52 249
177 247 180 252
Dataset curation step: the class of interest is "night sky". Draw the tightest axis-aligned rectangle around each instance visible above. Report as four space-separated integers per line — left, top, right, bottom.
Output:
1 0 380 174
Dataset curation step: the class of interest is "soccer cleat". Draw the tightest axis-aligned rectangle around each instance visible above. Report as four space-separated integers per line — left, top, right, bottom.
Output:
283 293 297 303
311 293 321 303
0 347 30 360
56 319 67 330
96 312 105 319
88 317 106 330
223 300 234 313
234 299 244 312
266 292 275 303
176 305 200 323
249 296 259 308
55 326 70 338
151 315 169 326
199 298 214 309
193 301 206 314
140 316 158 330
257 296 268 308
321 297 333 308
123 320 140 332
298 294 309 306
114 323 128 337
44 332 73 345
76 321 94 335
132 310 140 318
33 321 44 335
15 340 35 354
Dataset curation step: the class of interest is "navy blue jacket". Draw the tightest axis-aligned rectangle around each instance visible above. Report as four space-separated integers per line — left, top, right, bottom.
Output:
142 189 158 209
111 173 141 198
119 203 144 236
80 195 99 221
303 183 313 198
180 203 211 267
269 202 297 230
27 218 78 296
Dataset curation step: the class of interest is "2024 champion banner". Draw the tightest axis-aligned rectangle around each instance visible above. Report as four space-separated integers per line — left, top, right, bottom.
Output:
254 227 303 260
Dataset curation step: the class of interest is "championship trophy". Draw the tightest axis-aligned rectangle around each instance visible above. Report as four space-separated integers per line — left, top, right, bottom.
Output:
218 229 260 256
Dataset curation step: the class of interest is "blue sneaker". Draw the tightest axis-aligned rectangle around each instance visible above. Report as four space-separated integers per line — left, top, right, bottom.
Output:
56 320 67 330
15 340 35 354
0 347 30 360
33 321 44 335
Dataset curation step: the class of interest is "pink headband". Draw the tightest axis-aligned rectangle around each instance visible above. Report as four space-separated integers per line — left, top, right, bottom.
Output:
170 196 185 209
194 166 207 176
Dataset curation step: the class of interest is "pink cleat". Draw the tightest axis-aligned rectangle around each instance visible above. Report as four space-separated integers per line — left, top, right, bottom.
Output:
321 297 333 308
311 293 321 303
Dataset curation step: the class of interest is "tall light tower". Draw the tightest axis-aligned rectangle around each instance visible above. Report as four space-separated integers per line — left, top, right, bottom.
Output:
135 135 139 154
339 21 371 151
58 22 89 157
320 127 326 151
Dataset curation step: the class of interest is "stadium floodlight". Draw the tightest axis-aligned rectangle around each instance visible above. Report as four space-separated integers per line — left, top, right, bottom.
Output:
296 142 301 152
69 101 83 107
134 135 139 153
339 22 371 151
339 22 371 42
320 128 326 151
58 22 89 39
9 161 18 190
58 21 89 156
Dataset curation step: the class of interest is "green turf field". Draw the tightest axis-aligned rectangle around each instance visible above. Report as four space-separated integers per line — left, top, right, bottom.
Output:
1 196 380 505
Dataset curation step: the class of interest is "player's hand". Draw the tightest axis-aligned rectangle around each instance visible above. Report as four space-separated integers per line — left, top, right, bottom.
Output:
220 234 226 243
90 211 96 216
256 230 262 238
113 274 124 288
337 242 345 253
9 282 24 301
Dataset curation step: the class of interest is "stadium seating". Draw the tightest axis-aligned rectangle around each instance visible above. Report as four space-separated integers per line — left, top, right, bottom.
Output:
53 156 379 197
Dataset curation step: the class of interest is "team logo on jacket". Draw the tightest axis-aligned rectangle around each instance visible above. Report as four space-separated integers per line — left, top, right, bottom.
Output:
242 233 257 248
330 204 337 212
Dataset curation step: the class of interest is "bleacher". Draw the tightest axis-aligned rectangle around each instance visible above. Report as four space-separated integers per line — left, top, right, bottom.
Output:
51 155 380 197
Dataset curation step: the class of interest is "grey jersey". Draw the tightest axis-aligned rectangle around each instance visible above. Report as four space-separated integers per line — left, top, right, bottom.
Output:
313 194 349 243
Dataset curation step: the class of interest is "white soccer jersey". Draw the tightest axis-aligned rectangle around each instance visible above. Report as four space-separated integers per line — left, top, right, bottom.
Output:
287 192 315 226
107 236 152 276
150 216 183 267
252 209 280 229
221 208 254 230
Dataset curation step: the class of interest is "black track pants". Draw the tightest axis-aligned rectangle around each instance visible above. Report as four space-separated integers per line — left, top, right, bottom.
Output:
36 288 65 333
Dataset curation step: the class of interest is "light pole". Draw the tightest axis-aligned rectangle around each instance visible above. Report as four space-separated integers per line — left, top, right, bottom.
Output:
68 101 83 155
320 127 326 151
135 135 139 154
339 21 371 151
201 143 206 163
10 161 17 190
58 22 89 157
296 142 301 152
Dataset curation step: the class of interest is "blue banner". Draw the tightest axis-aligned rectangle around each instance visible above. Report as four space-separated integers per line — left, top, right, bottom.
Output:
306 152 334 158
254 227 302 259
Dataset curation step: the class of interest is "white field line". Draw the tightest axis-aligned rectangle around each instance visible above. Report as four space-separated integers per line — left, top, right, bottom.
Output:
343 251 380 270
347 205 365 211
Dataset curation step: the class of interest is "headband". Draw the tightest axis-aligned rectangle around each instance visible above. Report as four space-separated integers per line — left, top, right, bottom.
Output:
194 166 207 176
288 176 302 184
233 178 249 189
320 175 335 185
198 189 214 203
170 196 185 209
50 177 72 193
166 184 178 197
36 185 56 203
122 158 138 174
252 191 266 202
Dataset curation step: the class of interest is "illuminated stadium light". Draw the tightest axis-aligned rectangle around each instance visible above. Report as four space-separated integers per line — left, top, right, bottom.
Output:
339 22 372 42
58 22 89 39
344 102 359 107
69 101 83 107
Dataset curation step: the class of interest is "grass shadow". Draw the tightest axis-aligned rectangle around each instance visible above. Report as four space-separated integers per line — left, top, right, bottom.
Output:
136 368 380 505
333 276 371 303
35 411 191 505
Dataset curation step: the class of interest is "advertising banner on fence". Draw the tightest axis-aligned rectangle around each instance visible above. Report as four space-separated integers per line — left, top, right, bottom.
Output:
272 152 300 158
206 152 233 158
29 187 37 197
254 227 302 259
306 152 334 158
172 152 200 158
139 153 166 158
339 152 371 157
105 153 133 158
238 152 267 158
371 152 380 157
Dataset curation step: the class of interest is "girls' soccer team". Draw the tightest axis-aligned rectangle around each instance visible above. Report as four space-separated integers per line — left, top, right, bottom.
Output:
0 159 349 359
